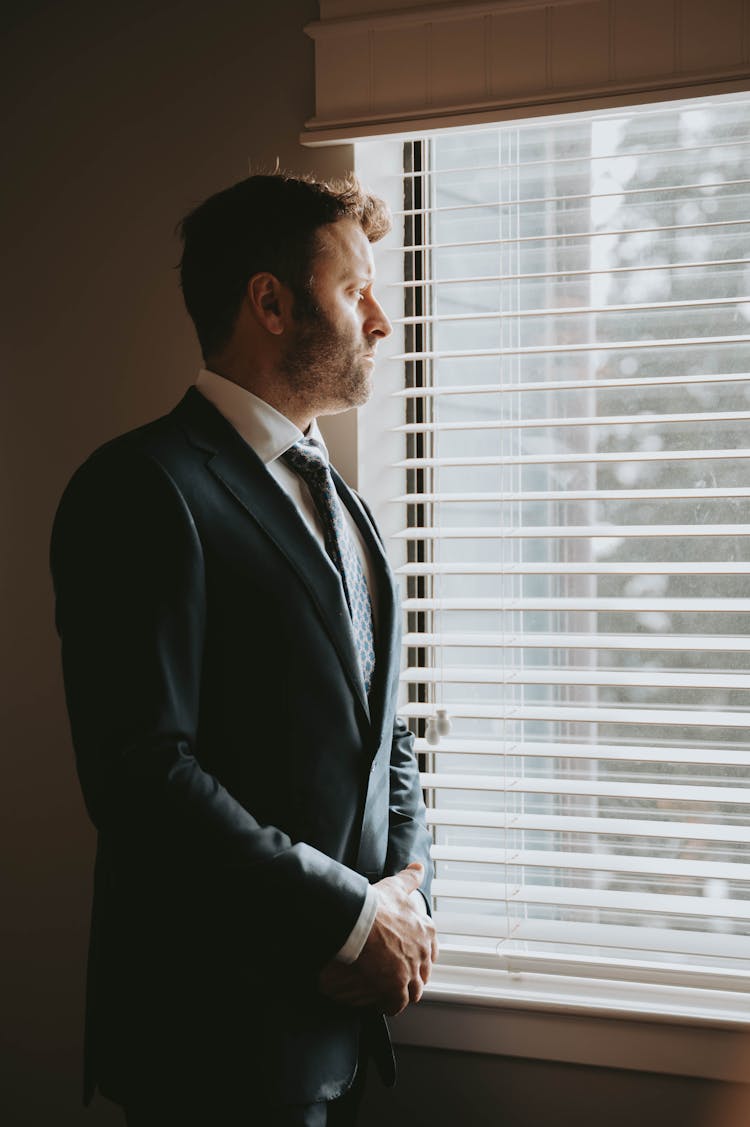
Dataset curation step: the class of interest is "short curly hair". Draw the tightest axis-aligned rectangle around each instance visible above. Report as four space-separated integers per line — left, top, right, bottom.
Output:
177 172 391 359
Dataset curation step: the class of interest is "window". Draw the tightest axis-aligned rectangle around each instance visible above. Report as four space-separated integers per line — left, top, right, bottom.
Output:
356 91 750 1021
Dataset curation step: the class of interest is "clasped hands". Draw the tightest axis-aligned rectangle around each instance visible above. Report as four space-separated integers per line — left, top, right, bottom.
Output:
318 862 438 1016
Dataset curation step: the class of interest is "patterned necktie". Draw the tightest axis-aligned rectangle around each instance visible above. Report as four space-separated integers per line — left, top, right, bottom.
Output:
282 439 376 696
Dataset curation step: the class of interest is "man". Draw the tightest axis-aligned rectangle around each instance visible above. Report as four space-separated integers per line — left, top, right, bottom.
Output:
50 173 436 1126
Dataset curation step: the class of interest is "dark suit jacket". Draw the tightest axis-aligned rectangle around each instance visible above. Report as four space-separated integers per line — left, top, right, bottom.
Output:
50 387 433 1108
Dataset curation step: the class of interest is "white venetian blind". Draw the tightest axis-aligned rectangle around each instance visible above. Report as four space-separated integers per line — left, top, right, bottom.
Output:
370 91 750 1005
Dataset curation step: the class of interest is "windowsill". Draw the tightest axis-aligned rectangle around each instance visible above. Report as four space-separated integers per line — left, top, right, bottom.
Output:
390 967 750 1082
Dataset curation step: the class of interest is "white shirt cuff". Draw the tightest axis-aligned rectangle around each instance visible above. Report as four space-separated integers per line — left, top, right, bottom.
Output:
334 883 428 965
335 885 378 965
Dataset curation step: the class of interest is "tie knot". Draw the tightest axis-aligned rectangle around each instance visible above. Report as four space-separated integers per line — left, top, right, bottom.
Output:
282 440 329 484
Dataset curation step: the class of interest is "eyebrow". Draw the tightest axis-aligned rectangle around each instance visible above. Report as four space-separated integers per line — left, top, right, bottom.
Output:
341 269 375 284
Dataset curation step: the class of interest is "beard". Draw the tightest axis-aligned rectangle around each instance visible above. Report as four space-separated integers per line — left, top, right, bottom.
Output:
279 305 375 413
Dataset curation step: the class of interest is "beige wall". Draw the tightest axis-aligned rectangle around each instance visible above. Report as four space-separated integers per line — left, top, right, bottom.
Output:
359 1047 726 1127
1 3 352 1122
1 2 746 1124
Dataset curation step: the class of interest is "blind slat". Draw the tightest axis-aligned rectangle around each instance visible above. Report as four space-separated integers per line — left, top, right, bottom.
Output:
395 218 750 254
397 527 750 542
421 775 750 805
396 178 750 218
392 333 750 361
400 133 750 179
402 595 750 610
434 884 750 921
394 371 750 398
403 666 750 691
406 702 750 727
395 294 750 325
403 631 750 651
390 257 750 289
395 489 750 504
396 409 750 433
425 809 750 843
436 947 750 994
418 739 750 766
397 448 750 468
426 847 750 888
434 915 750 961
433 915 748 960
398 562 750 576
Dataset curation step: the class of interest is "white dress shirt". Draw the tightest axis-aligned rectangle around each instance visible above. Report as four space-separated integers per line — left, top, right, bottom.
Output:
195 368 377 962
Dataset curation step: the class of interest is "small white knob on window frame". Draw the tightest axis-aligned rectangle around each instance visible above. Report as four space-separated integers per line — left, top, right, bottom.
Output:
436 709 451 737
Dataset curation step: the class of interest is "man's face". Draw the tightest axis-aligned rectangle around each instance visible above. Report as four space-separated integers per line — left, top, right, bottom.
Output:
280 218 392 415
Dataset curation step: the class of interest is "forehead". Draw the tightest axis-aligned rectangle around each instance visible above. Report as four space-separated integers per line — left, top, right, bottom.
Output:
313 218 375 279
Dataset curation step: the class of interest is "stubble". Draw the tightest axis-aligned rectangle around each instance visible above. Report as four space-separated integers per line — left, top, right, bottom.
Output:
279 308 373 413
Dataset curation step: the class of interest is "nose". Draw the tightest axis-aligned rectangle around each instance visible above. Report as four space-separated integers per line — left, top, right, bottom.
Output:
364 293 392 341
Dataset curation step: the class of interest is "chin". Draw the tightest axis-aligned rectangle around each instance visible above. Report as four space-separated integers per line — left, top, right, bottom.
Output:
353 368 374 403
318 366 373 415
349 387 373 410
341 375 373 410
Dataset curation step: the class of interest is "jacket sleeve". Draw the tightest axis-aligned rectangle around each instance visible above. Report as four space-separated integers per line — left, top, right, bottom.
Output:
384 714 434 914
50 444 369 970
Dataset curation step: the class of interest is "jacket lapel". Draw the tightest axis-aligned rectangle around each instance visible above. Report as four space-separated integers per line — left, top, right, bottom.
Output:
173 389 371 722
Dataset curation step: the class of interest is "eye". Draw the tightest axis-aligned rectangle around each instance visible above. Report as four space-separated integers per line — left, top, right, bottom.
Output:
350 280 373 302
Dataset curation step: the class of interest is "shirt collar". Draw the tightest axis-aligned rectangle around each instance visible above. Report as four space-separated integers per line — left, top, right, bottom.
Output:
195 368 329 465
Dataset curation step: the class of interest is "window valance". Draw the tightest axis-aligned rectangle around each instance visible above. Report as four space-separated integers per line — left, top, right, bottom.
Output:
303 0 750 144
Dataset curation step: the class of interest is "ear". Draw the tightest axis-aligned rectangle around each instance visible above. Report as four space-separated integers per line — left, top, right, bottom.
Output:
246 273 292 336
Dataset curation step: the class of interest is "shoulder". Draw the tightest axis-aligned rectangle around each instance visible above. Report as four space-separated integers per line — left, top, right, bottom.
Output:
54 395 201 511
50 404 199 570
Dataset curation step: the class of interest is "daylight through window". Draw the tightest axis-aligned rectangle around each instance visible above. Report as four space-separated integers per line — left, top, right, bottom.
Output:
358 91 750 1011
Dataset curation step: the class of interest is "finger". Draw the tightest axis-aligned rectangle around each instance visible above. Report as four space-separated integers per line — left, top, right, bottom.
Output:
422 918 438 963
384 987 410 1017
408 976 424 1005
396 862 425 893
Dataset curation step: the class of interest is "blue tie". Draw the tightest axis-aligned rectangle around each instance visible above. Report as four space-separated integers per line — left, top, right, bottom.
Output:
283 439 376 696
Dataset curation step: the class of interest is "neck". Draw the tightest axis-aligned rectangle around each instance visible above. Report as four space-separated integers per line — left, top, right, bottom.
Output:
206 356 316 432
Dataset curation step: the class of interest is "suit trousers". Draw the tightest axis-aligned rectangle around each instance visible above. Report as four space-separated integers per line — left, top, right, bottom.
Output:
122 1055 368 1127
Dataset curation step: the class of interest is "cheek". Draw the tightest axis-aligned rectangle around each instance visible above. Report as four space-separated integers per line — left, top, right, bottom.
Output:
336 305 364 344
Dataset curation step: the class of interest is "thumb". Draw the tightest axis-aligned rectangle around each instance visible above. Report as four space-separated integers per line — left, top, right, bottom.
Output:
397 862 425 891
